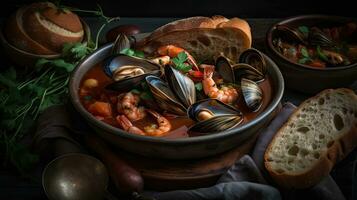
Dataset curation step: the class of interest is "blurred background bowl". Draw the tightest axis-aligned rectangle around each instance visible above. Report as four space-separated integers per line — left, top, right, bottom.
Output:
266 15 357 94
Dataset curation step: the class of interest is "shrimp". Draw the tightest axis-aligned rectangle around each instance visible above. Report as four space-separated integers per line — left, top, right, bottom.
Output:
116 110 172 136
201 64 239 104
157 45 199 71
116 115 145 135
117 92 146 121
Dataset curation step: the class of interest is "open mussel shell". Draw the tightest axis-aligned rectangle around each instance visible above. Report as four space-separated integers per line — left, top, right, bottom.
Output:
233 63 265 83
111 33 131 55
189 115 243 133
188 99 241 121
275 25 307 44
104 54 162 91
238 48 267 76
241 78 263 112
187 99 243 133
165 66 196 108
215 56 235 83
308 28 336 47
215 56 265 83
145 75 187 115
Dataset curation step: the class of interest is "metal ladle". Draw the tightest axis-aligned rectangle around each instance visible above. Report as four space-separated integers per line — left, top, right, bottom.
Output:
42 153 117 200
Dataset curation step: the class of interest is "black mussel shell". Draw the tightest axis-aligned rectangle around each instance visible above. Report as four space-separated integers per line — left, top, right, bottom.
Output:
164 66 196 108
241 78 263 112
238 48 267 76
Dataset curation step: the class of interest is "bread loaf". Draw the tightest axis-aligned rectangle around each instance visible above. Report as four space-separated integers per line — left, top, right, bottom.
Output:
136 16 252 63
264 88 357 188
4 2 84 54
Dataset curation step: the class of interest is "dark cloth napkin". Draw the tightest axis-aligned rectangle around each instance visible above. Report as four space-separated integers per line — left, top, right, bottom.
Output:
33 102 355 200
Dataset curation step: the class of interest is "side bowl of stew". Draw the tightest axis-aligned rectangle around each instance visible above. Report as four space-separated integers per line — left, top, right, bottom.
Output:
69 39 284 160
266 15 357 94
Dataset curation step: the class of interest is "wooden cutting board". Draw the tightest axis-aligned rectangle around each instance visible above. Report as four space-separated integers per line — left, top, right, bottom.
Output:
110 132 259 191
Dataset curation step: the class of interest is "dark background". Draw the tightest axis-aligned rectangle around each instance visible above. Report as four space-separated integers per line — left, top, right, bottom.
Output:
1 0 357 18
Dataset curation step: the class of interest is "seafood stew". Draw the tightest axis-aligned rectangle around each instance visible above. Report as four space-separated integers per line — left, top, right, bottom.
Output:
272 22 357 68
78 34 274 138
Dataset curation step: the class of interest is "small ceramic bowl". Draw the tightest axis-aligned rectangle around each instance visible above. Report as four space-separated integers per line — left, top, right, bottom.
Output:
266 15 357 94
0 20 91 67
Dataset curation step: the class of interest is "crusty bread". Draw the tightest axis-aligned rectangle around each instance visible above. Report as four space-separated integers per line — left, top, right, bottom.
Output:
4 2 83 54
4 4 56 55
136 16 252 63
264 88 357 189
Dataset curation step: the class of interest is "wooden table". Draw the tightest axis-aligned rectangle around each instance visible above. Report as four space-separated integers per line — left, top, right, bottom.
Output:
0 17 340 200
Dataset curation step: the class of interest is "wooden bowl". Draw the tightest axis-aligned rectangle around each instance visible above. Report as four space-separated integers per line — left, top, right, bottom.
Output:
0 20 91 67
266 15 357 94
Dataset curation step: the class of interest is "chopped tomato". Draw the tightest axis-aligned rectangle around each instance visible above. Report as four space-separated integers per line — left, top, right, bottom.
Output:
88 101 113 118
188 70 203 81
309 60 326 68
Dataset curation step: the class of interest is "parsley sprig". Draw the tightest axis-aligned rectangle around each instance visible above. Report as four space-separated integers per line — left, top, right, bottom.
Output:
172 52 192 72
0 3 119 175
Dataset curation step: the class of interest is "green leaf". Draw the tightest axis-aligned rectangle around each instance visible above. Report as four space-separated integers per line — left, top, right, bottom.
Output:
130 88 141 94
195 83 203 91
49 59 75 72
134 50 145 58
316 46 328 62
298 57 311 64
120 48 135 56
298 26 309 34
175 63 192 72
300 47 309 58
177 52 187 62
35 58 50 71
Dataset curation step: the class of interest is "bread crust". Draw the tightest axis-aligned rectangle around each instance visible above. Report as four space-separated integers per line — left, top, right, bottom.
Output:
264 88 357 189
23 5 83 52
136 16 252 62
4 6 55 55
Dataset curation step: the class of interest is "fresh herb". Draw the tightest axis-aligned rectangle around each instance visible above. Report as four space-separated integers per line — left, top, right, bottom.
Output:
195 83 203 91
300 47 309 58
121 48 145 58
0 4 120 175
298 26 309 34
172 52 192 72
316 45 329 62
298 47 312 64
298 57 312 64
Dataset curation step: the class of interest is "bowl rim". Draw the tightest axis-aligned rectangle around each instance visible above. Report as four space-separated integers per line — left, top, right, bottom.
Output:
266 14 357 71
69 42 284 145
0 19 91 58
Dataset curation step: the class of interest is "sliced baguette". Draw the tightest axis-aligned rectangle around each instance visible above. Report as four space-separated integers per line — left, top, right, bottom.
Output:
136 16 251 63
264 88 357 189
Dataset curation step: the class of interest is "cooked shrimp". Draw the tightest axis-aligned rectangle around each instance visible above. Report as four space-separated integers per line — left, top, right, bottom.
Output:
117 92 146 121
157 45 199 70
202 64 239 104
143 110 171 136
116 115 145 135
116 110 172 136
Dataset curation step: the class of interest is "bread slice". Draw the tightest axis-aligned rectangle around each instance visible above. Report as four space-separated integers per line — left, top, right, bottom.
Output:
264 88 357 189
136 16 252 63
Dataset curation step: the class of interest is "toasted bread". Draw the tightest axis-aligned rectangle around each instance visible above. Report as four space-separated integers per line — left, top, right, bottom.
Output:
264 88 357 188
136 16 252 63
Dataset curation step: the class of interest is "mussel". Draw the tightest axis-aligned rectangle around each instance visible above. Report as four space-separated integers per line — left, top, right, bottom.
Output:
145 75 187 115
308 27 337 47
145 66 196 115
275 25 307 44
238 48 267 76
215 49 267 83
187 99 243 133
241 78 263 112
104 54 162 91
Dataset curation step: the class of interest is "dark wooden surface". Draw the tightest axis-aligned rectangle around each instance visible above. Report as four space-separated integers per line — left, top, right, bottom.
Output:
0 17 349 199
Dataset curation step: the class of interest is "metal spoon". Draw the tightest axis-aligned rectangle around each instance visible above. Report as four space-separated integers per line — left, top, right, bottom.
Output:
42 153 117 200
